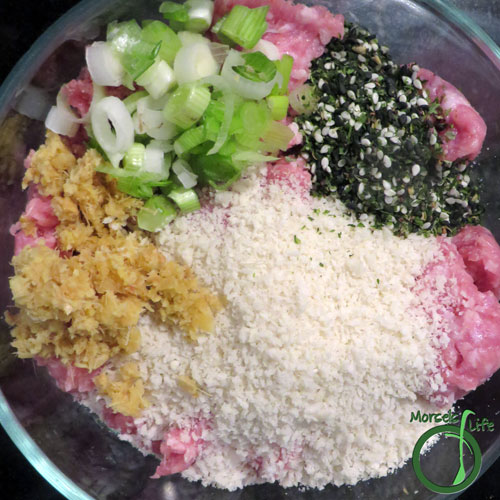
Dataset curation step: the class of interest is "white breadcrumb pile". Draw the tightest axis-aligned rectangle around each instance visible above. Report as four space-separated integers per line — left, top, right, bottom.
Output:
90 165 450 490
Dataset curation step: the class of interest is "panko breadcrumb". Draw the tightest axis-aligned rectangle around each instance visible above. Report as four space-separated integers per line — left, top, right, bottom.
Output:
7 133 222 414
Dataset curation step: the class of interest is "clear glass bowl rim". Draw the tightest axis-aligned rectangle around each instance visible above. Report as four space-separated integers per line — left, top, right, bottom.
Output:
0 0 499 499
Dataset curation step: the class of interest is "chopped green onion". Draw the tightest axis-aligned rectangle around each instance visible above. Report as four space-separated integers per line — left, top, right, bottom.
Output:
232 151 277 163
184 0 214 33
172 159 198 188
107 20 160 80
123 142 146 171
159 2 189 23
236 101 271 137
163 83 211 129
123 90 149 114
117 178 155 199
272 55 294 95
207 93 235 155
267 95 289 120
137 196 177 231
260 120 294 153
190 154 241 188
167 186 201 213
218 5 268 50
136 58 176 99
91 96 135 167
233 51 277 83
96 163 168 183
174 126 206 156
221 50 281 100
174 42 218 85
289 83 318 115
272 54 293 95
141 20 181 65
202 99 225 141
144 144 170 178
211 15 233 45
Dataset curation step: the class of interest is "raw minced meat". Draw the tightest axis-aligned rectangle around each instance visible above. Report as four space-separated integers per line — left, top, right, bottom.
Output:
415 236 500 406
418 68 487 162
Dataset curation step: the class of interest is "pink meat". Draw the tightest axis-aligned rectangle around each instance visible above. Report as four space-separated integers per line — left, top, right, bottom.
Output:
418 68 486 162
24 197 59 228
266 157 311 195
102 406 137 435
10 189 59 255
416 236 500 406
61 125 90 159
214 0 344 89
453 226 500 300
62 68 93 118
36 357 101 393
153 420 208 477
106 85 137 100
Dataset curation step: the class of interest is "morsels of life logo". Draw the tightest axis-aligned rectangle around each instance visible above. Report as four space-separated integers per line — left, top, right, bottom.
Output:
411 409 495 494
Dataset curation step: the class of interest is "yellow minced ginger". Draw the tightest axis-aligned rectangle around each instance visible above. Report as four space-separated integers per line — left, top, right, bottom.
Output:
94 363 148 417
7 132 222 383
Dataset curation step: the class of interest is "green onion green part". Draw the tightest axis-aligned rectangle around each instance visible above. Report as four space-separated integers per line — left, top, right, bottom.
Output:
123 143 146 171
267 95 289 120
167 186 201 213
218 5 269 50
163 83 211 129
138 195 177 231
141 20 182 65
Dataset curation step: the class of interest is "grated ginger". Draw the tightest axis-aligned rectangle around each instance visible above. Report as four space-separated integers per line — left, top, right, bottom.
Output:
94 363 148 417
7 132 222 414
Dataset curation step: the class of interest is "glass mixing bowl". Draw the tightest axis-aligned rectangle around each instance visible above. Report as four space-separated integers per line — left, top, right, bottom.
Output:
1 0 500 498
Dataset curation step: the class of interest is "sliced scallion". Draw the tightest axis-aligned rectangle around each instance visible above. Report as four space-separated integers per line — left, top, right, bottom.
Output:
123 90 149 114
136 58 176 99
207 93 235 155
267 95 289 120
237 101 271 137
234 51 277 83
107 20 159 80
289 83 318 115
141 20 181 65
260 120 294 153
137 196 177 232
174 42 218 85
272 55 294 95
163 83 211 129
172 159 198 188
174 126 206 156
168 186 201 213
184 0 214 33
123 142 146 171
218 5 268 50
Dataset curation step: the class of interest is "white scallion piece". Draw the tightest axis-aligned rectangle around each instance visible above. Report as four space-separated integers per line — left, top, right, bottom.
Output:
136 59 176 99
185 0 214 33
86 41 124 87
248 39 280 61
172 159 198 188
91 96 134 166
144 144 168 176
45 106 80 137
174 43 218 85
221 50 282 100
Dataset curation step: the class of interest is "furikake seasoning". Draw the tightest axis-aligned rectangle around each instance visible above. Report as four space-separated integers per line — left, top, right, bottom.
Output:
296 23 483 237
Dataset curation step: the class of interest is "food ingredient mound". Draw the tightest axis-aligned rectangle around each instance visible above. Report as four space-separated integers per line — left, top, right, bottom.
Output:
7 133 221 394
297 23 485 237
91 164 450 489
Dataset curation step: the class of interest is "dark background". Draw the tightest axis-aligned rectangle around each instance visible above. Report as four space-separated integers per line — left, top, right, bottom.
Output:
0 0 499 499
